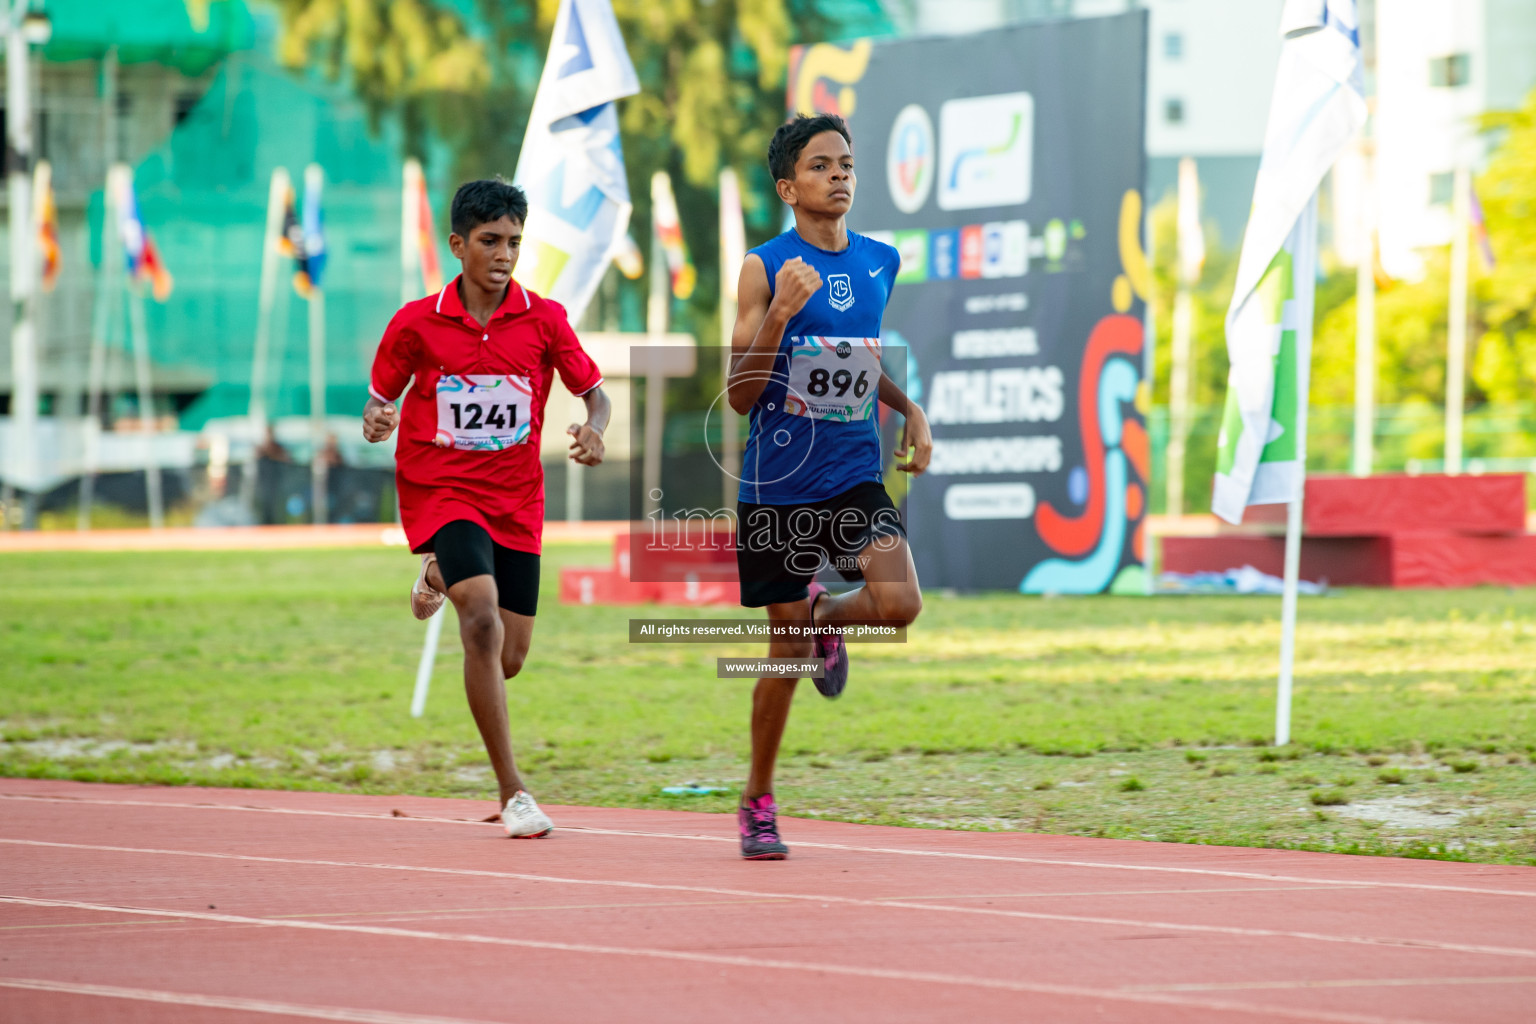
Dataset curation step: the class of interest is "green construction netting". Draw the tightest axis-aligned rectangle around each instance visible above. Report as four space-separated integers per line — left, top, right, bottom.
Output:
91 52 444 431
68 0 896 432
42 0 256 76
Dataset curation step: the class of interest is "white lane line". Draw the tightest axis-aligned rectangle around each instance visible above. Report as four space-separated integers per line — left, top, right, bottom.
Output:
874 884 1376 900
0 977 502 1024
6 791 1533 900
1125 975 1536 994
5 837 1534 962
0 896 1436 1024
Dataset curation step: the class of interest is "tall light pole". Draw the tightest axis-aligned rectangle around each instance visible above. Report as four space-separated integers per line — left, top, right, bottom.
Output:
5 0 50 529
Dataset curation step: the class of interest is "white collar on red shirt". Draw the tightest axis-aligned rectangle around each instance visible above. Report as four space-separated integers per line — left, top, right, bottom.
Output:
434 275 531 323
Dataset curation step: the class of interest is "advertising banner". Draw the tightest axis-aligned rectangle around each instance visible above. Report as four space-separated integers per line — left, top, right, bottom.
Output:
788 13 1150 593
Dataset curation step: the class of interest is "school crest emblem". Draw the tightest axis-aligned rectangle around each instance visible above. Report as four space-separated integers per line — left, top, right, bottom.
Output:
827 273 854 312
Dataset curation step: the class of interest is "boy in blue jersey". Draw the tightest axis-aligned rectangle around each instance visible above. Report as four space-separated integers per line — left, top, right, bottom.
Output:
726 114 932 859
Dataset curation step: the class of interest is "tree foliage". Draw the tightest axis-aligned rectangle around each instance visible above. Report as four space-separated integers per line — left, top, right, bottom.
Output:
1316 86 1536 413
262 0 870 339
266 0 491 140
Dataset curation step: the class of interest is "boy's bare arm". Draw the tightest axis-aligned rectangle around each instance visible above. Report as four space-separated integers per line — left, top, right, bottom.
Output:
877 374 932 476
567 385 611 466
727 254 823 414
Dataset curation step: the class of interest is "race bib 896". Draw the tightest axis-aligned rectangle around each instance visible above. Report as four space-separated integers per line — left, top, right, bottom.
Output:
434 374 533 451
783 336 881 422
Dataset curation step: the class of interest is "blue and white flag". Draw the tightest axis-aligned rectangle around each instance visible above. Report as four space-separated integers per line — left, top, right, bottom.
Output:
513 0 639 321
1212 0 1366 523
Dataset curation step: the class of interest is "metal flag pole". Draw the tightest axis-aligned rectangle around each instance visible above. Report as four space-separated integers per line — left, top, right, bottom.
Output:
1351 142 1376 477
7 0 42 529
401 157 446 713
1166 156 1202 519
404 160 449 708
1444 165 1471 477
400 159 420 306
243 167 290 513
304 164 328 525
643 174 670 521
719 167 745 512
126 293 164 528
79 172 122 530
1275 195 1320 748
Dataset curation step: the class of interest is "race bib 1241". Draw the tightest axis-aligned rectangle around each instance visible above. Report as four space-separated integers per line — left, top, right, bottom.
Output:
434 374 534 450
783 337 881 422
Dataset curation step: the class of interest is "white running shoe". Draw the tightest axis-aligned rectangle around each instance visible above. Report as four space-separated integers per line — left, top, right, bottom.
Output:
410 553 445 620
502 790 554 838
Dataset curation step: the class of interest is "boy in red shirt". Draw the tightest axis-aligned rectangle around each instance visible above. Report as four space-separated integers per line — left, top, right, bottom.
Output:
362 179 610 837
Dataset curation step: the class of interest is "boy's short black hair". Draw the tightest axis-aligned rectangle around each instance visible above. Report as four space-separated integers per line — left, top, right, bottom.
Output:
767 114 853 183
450 177 529 237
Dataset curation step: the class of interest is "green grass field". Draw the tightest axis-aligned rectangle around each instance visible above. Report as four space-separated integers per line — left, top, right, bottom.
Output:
2 544 1533 863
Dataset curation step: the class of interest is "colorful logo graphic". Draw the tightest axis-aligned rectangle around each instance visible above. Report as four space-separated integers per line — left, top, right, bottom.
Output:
886 104 935 214
959 225 984 278
1021 316 1148 595
827 273 855 312
982 220 1028 278
938 92 1034 211
787 41 872 118
894 231 928 283
929 228 959 279
1016 185 1154 592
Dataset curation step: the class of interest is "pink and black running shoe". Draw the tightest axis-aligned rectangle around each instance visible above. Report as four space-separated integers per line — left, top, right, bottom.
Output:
806 582 848 698
738 794 789 860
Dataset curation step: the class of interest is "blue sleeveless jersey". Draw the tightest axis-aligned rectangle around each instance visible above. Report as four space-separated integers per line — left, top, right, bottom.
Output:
738 229 901 505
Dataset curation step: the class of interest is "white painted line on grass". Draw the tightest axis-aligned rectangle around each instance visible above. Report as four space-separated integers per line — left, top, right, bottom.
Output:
5 790 1534 900
0 978 501 1024
0 896 1436 1024
4 838 1533 963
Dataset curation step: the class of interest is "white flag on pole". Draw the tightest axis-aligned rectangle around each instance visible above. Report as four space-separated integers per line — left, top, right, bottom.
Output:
513 0 639 323
1212 0 1366 524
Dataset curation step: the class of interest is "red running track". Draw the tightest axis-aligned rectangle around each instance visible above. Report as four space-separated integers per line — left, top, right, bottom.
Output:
1 779 1534 1023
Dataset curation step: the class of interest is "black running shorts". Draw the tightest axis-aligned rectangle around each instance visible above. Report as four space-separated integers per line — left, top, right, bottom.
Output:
734 481 906 608
420 519 540 617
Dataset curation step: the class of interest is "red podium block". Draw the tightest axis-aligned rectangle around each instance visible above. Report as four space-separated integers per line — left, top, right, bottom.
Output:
1303 474 1525 536
558 567 658 605
1161 535 1393 586
1391 533 1536 588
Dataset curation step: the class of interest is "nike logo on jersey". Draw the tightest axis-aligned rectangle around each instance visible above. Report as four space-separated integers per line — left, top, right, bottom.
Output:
868 267 883 277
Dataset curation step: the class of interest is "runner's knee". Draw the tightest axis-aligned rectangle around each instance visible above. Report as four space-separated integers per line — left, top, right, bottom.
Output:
873 585 922 625
500 645 527 679
458 605 502 655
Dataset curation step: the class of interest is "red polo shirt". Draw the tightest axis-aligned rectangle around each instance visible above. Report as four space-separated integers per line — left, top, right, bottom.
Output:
369 276 603 555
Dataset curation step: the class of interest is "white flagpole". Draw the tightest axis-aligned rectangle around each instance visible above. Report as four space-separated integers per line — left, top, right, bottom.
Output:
108 166 165 530
411 608 445 719
1351 143 1376 477
1445 165 1470 476
719 167 745 512
401 159 422 307
1276 492 1304 746
125 281 164 528
7 0 40 528
403 158 447 714
1166 157 1202 519
243 167 290 512
305 164 329 525
79 170 123 531
1275 194 1319 747
643 172 671 520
